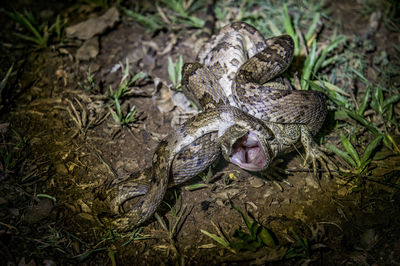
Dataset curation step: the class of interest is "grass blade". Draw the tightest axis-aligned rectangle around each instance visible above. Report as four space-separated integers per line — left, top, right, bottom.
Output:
168 57 176 86
304 13 320 42
230 201 251 230
360 136 382 165
358 86 371 115
0 64 14 93
283 4 299 55
176 54 183 84
327 143 356 168
351 68 369 85
345 110 381 137
314 35 346 73
301 39 317 90
383 94 400 110
200 229 230 248
340 133 360 167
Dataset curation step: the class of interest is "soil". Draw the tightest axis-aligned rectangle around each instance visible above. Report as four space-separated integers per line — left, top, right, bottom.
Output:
1 0 400 265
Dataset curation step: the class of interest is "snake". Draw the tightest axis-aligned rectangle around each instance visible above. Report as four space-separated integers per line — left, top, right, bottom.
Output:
94 22 329 231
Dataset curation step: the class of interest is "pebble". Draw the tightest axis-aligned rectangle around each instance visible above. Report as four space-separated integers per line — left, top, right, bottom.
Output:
263 190 274 198
76 37 99 61
249 177 265 188
77 199 91 213
305 176 320 189
337 187 348 196
77 212 96 222
215 199 224 207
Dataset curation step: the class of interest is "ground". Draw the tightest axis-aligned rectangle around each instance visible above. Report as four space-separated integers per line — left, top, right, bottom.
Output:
0 0 400 265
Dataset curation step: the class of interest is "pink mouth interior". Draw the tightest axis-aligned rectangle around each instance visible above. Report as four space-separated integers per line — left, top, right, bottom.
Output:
229 131 267 171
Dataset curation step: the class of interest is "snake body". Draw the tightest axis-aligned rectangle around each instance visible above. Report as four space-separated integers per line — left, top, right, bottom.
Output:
97 22 328 231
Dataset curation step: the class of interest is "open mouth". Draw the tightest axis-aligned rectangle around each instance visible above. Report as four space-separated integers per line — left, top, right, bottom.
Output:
229 131 267 171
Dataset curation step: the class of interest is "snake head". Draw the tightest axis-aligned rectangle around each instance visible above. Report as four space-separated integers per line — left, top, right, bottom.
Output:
222 130 272 172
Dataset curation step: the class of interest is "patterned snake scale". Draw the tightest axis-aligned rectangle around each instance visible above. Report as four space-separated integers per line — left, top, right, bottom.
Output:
95 22 329 231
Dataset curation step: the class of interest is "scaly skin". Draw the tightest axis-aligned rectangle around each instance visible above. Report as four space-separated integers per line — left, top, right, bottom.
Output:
184 22 330 170
97 107 274 231
96 22 331 231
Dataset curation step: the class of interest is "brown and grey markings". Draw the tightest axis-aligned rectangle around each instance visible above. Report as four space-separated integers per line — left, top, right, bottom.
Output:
101 22 329 231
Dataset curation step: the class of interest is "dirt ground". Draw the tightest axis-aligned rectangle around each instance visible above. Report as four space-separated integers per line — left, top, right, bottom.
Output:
1 0 400 265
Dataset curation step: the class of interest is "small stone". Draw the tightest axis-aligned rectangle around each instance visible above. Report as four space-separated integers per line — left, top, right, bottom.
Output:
54 163 68 175
360 229 377 250
18 257 36 266
215 189 240 199
249 177 265 188
23 199 53 224
76 37 99 61
77 199 91 213
66 7 120 40
263 190 274 198
337 187 348 196
125 161 139 172
368 11 382 35
305 176 320 189
42 259 56 266
116 160 125 169
215 199 224 207
0 123 9 134
282 198 290 205
77 212 96 222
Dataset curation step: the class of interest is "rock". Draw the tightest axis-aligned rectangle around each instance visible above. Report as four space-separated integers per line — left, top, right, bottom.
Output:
263 190 274 198
249 177 265 188
337 186 348 196
305 175 320 189
153 80 175 113
367 11 382 36
23 199 53 224
18 257 36 266
77 212 96 222
54 162 68 176
359 229 378 250
215 189 240 199
0 123 9 134
77 199 91 213
215 199 224 207
66 7 120 40
76 37 99 61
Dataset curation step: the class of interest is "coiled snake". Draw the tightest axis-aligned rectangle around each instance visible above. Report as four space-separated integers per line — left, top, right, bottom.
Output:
95 22 329 231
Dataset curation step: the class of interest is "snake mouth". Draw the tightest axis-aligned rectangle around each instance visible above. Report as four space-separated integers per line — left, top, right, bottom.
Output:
229 131 267 171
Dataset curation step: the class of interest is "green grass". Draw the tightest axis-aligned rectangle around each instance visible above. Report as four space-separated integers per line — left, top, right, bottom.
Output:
155 190 188 241
231 0 399 181
0 129 28 179
159 0 205 28
284 228 314 259
202 203 327 260
0 64 14 98
168 53 184 90
201 201 276 253
107 58 148 126
109 99 137 126
121 6 166 33
37 226 149 262
79 67 97 91
122 0 205 32
6 9 65 49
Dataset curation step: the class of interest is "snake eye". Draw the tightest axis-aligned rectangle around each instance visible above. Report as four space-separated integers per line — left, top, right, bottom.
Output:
229 131 269 171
